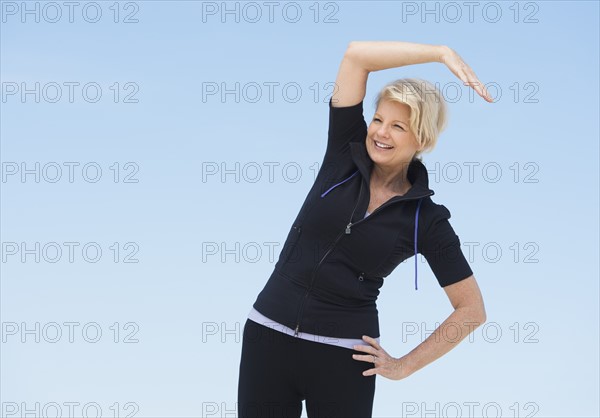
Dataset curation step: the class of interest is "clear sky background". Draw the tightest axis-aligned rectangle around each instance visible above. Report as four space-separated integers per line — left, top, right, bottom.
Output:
1 1 598 417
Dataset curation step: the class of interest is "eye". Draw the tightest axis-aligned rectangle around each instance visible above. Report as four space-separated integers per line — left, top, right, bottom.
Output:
373 118 404 131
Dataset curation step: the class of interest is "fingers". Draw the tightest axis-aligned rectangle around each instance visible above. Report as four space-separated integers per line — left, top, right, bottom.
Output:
475 83 493 102
453 59 493 102
464 78 493 102
352 353 375 363
352 341 378 363
353 344 375 355
354 355 379 376
353 335 381 352
363 367 377 377
362 335 382 350
464 68 494 102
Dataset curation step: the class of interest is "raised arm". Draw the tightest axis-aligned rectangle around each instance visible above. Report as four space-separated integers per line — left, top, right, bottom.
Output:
332 41 493 108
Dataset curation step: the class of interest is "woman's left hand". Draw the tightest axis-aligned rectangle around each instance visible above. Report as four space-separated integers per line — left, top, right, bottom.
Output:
440 46 494 103
352 335 412 380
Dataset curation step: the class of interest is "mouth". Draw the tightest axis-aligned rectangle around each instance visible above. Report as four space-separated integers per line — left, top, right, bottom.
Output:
372 138 394 150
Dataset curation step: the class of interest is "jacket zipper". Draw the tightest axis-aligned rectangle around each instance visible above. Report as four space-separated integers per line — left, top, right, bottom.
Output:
292 179 433 337
345 189 434 234
293 180 364 337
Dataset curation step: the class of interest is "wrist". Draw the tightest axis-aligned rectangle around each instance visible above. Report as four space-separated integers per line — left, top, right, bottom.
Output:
398 355 417 377
436 45 451 64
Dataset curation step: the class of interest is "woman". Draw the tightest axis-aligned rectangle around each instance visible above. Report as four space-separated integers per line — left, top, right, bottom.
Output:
237 41 490 418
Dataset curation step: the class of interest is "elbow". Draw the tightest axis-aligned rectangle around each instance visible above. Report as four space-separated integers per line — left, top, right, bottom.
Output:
346 41 361 52
478 309 487 325
343 42 369 73
475 305 487 325
460 303 486 326
344 41 363 61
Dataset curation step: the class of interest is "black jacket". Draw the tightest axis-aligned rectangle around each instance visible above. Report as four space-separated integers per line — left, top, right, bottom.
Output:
252 98 473 339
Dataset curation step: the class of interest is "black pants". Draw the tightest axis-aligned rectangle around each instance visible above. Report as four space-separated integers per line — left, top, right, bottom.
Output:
237 318 376 418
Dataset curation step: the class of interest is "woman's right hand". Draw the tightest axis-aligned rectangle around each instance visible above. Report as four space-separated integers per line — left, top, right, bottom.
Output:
440 46 494 103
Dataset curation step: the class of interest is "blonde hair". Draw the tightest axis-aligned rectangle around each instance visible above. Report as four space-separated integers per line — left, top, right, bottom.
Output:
373 78 448 162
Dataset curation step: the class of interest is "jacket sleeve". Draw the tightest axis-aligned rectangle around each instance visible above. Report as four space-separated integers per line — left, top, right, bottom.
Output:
324 97 368 159
418 204 474 287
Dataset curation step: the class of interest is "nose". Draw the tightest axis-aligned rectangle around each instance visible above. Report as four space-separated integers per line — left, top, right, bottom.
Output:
376 123 391 138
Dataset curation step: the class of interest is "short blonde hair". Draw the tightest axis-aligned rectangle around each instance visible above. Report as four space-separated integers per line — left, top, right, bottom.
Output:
373 78 448 161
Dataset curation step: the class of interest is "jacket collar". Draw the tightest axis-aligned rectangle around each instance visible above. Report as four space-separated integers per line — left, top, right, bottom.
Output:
349 141 435 199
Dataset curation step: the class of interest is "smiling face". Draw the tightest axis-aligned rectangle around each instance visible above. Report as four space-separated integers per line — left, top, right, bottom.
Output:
366 99 422 169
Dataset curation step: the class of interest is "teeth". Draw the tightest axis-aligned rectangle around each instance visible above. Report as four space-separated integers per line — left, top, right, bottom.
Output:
375 140 393 149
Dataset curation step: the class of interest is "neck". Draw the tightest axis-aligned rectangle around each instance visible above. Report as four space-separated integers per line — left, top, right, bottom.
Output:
371 160 413 194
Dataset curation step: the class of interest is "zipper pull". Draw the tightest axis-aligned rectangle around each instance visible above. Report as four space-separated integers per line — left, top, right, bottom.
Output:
358 273 364 281
345 222 352 234
294 324 299 337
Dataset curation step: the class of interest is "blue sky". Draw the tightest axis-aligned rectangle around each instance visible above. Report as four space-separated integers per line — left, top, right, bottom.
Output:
1 1 598 417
